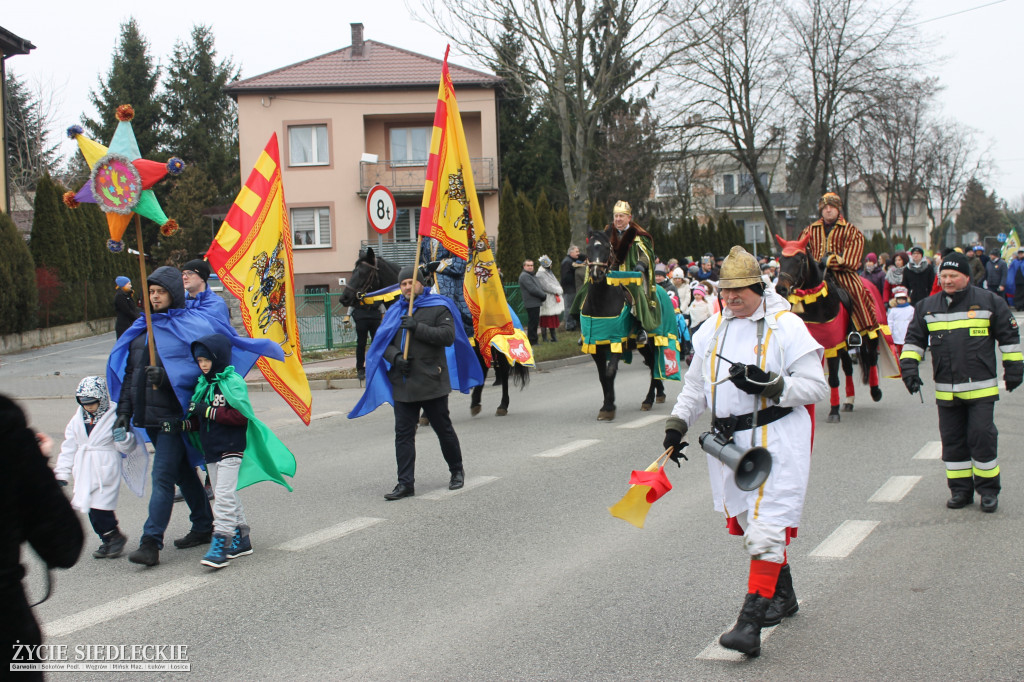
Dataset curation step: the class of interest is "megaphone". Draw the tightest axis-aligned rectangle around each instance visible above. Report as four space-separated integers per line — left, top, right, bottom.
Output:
698 431 773 491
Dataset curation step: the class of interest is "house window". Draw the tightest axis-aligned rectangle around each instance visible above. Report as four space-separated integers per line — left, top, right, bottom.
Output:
862 203 881 217
656 173 688 197
289 125 329 166
389 127 431 165
394 207 421 242
722 174 735 195
291 207 331 248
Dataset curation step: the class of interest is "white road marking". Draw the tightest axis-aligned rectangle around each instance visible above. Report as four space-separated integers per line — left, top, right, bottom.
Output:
868 476 921 503
533 439 602 458
418 475 499 500
616 414 666 429
697 597 807 660
912 441 942 460
809 520 880 559
273 517 385 552
43 576 212 638
310 410 343 421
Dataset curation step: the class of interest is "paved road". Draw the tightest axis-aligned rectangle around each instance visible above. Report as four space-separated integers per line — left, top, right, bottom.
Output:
6 334 1024 679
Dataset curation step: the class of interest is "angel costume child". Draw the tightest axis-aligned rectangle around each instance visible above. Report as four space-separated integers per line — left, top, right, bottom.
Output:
55 376 148 559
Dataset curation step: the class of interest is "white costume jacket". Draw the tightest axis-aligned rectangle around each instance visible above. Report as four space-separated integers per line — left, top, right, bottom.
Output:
671 290 827 529
537 266 565 317
54 407 148 513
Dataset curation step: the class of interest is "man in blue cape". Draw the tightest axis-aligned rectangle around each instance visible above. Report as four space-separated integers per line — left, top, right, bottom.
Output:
107 266 282 567
349 265 483 500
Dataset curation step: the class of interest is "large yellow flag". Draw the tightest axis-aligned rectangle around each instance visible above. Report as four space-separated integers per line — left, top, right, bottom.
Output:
206 133 312 424
419 47 533 366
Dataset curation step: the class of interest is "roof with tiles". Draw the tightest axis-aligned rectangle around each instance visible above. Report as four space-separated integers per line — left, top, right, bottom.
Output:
226 40 500 94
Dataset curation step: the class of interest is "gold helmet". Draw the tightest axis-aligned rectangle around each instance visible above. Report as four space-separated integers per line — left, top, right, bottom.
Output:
613 200 632 216
717 245 763 288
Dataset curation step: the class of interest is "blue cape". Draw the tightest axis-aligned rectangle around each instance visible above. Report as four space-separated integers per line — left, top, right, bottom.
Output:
349 291 483 418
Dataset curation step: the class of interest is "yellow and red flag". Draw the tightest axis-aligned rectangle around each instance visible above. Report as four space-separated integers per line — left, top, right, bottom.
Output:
419 47 533 366
206 133 312 424
608 455 674 529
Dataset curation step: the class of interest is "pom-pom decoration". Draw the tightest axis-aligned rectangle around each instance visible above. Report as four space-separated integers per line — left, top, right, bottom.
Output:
107 239 125 253
62 191 80 209
166 158 185 175
160 219 179 237
65 105 179 245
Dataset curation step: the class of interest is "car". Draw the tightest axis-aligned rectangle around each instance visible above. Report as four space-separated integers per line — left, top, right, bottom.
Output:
207 273 224 292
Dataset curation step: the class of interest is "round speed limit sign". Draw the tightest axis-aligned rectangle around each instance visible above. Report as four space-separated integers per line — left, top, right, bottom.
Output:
366 185 397 235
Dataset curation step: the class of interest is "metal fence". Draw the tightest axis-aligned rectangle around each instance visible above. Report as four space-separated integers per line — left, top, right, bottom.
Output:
294 285 529 352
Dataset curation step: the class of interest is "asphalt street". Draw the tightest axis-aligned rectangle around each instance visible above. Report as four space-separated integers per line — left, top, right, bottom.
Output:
3 332 1023 680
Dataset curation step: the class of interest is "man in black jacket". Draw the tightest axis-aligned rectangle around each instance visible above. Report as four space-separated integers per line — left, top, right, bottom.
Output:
561 245 583 331
382 266 465 500
113 276 139 339
518 259 547 344
115 266 214 566
903 246 935 304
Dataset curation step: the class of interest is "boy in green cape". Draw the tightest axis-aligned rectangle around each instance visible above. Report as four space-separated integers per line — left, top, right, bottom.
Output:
183 333 296 568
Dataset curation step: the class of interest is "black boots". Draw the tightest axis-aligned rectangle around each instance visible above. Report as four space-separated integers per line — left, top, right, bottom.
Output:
719 592 771 656
129 537 160 566
947 491 973 509
93 528 128 559
762 565 799 626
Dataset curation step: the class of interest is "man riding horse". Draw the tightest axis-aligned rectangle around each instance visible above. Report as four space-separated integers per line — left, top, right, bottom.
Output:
799 192 882 347
606 200 660 345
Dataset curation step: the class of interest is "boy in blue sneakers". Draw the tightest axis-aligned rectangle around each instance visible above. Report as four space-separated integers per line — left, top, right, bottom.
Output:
183 333 296 569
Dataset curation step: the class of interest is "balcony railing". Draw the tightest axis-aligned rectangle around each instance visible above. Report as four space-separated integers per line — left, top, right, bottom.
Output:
359 158 497 195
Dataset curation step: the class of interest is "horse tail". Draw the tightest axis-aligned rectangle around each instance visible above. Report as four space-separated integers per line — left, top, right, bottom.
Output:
510 361 530 390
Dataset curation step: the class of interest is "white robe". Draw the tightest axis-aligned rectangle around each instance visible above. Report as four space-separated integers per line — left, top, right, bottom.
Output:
671 290 828 529
54 407 148 513
537 266 565 317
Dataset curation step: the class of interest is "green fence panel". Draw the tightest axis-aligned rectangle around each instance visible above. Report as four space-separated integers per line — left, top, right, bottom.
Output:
504 284 527 324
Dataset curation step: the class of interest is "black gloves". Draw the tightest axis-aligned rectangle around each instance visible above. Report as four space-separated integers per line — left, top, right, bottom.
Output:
400 315 418 333
145 365 166 386
424 261 441 273
114 414 131 433
900 359 922 394
1005 365 1023 393
728 363 783 398
393 356 411 377
664 417 688 466
188 401 210 417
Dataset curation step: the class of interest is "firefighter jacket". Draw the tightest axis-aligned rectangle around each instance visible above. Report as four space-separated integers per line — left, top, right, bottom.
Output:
900 285 1023 404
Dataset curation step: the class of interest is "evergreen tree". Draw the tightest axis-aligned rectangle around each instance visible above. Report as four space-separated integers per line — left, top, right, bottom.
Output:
0 210 37 333
29 176 72 288
956 178 1005 243
154 165 220 263
518 191 541 261
162 25 240 202
85 18 163 156
496 180 524 279
587 200 606 232
534 190 558 260
555 206 572 256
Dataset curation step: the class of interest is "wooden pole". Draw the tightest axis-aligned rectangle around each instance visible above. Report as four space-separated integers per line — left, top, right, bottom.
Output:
402 234 424 359
134 214 157 367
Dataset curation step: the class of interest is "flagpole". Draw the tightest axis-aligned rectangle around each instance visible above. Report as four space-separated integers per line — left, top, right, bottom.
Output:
403 234 424 359
134 214 157 368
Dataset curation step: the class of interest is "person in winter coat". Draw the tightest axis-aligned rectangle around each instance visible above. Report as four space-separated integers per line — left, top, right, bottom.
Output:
1 394 84 676
969 246 987 286
1008 248 1024 311
903 247 935 304
663 246 828 657
985 249 1008 300
686 284 714 332
54 376 148 560
535 255 564 342
883 251 908 302
860 253 885 296
671 267 692 312
885 286 914 356
182 259 230 325
518 259 547 345
113 276 139 339
561 245 584 331
900 251 1022 514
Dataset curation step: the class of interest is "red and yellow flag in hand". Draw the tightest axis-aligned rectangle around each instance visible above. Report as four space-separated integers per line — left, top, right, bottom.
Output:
419 47 532 365
206 133 312 424
609 452 674 529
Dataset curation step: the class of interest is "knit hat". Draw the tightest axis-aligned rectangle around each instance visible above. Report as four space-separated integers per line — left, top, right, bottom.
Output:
654 263 667 275
115 276 131 288
671 267 685 279
191 342 212 361
398 265 429 284
891 285 909 299
865 253 877 263
693 284 707 296
182 259 211 282
909 246 924 255
940 251 971 277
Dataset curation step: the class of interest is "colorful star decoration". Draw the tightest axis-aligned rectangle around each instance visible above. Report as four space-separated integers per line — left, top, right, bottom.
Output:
65 104 184 252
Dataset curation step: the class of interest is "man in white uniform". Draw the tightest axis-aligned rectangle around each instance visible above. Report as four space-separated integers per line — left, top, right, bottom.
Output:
663 245 828 657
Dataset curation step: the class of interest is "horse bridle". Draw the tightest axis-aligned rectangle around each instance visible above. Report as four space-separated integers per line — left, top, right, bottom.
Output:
344 260 379 302
775 252 808 294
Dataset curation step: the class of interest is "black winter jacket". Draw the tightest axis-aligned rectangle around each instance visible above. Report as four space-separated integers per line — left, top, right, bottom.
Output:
383 302 456 403
114 289 139 338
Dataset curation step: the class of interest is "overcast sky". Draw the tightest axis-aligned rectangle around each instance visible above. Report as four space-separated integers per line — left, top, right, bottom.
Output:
5 0 1021 205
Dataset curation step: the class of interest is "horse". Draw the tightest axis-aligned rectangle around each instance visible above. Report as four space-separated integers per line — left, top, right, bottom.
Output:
341 247 528 417
578 230 672 421
773 233 887 423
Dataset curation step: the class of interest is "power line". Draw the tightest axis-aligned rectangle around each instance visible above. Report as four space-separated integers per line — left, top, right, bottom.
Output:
911 0 1009 27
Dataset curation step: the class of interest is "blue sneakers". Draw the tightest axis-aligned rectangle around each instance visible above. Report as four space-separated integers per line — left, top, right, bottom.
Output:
200 534 230 569
226 527 253 559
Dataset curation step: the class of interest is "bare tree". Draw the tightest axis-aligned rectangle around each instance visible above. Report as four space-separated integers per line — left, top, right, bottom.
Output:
665 0 788 240
4 71 61 208
924 119 989 248
421 0 709 244
783 0 923 225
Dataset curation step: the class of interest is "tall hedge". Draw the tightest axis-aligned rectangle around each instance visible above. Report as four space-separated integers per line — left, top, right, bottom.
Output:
496 179 524 281
0 211 38 333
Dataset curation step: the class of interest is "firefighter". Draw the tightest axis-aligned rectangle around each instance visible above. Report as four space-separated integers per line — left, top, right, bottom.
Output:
900 251 1023 513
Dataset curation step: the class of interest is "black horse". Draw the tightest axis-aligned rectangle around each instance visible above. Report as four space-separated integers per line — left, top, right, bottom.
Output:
774 233 884 423
341 247 527 417
579 230 664 421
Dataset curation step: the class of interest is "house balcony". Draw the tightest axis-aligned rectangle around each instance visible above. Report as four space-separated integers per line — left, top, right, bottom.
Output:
358 158 498 197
